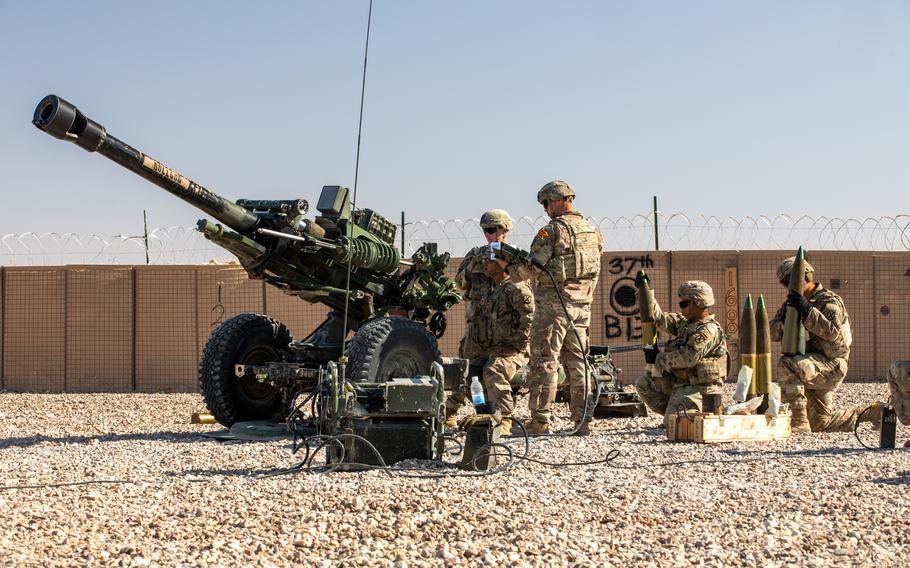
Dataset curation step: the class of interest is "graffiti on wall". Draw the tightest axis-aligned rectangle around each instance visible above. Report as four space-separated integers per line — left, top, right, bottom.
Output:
603 255 654 341
724 266 740 360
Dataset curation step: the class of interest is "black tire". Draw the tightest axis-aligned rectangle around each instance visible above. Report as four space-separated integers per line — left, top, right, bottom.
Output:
347 317 441 383
199 313 292 426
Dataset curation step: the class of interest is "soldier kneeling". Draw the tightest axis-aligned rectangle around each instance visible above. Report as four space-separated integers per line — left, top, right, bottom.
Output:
635 280 727 427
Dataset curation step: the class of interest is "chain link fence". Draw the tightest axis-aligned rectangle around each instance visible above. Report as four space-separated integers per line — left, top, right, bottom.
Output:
2 213 909 265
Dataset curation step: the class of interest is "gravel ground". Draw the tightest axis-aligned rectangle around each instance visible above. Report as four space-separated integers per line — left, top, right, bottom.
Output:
1 382 908 567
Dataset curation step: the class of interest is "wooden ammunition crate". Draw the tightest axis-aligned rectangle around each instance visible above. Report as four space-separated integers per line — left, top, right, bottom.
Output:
667 413 791 443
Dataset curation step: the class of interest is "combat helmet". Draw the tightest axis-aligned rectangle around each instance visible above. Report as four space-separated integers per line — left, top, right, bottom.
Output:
537 180 575 203
777 257 815 284
479 209 513 231
677 280 715 308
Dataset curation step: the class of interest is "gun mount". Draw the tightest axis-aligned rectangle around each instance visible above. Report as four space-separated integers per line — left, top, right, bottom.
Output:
34 95 460 427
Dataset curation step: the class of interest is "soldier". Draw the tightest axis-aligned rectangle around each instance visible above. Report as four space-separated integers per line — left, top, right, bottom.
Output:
509 180 604 435
771 257 880 432
887 362 910 447
445 257 534 433
455 209 513 361
635 280 728 426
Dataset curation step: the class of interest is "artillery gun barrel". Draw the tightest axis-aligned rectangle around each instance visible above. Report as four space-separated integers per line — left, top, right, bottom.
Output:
32 95 259 233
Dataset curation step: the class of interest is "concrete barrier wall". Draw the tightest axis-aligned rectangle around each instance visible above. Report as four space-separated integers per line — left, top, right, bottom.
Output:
1 251 907 392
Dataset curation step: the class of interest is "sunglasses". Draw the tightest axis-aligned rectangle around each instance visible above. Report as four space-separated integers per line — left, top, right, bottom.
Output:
679 300 691 309
540 199 550 209
483 227 500 234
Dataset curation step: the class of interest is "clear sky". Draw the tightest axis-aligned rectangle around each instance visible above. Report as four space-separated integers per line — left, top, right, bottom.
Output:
1 1 908 237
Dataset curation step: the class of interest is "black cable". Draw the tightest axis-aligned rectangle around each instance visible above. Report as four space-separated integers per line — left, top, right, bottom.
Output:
853 406 877 450
520 448 621 467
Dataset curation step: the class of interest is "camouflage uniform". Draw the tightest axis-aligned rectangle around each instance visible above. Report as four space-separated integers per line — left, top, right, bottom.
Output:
887 361 910 426
445 278 534 417
634 284 728 426
455 245 496 359
521 209 604 424
455 209 514 359
770 284 856 432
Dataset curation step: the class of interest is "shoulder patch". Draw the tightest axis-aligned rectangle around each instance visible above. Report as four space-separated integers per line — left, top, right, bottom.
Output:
536 228 550 239
690 331 709 346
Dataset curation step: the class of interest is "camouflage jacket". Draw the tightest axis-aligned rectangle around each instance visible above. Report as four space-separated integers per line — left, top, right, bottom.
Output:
473 279 535 356
770 284 851 361
511 211 604 303
650 292 728 385
456 245 496 358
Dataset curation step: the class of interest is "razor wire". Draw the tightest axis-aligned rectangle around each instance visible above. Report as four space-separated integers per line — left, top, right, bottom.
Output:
2 213 909 265
404 213 910 257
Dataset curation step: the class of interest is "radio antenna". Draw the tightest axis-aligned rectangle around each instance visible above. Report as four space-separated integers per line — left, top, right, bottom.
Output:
340 0 374 361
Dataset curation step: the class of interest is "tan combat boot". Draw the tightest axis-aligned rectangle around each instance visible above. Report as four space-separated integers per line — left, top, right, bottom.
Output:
856 402 884 430
789 405 811 433
524 420 550 435
499 416 512 436
573 420 592 437
444 407 458 429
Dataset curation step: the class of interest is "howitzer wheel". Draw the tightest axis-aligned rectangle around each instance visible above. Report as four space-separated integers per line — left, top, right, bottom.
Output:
199 313 292 426
347 317 441 383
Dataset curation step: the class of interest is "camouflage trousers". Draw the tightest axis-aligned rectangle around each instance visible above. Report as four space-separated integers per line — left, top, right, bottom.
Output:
887 360 910 426
445 351 528 417
635 373 722 428
526 299 594 424
777 353 857 432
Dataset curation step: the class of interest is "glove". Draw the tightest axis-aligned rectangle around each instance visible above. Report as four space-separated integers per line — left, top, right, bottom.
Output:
635 270 649 288
643 344 659 364
786 291 812 319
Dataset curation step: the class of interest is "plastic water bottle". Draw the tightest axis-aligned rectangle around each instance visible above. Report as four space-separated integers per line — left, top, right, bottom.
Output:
470 376 485 407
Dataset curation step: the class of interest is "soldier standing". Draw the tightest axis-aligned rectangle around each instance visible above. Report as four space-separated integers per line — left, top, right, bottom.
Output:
887 361 910 446
445 257 534 433
635 280 728 426
508 180 604 435
771 257 879 432
455 209 514 361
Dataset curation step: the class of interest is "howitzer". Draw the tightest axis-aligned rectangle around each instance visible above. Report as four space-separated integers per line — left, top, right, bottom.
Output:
33 95 460 427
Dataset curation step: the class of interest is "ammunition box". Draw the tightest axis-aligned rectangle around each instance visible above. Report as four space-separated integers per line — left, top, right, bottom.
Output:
383 378 437 414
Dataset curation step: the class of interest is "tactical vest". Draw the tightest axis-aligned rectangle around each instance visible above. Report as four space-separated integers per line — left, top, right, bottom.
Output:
807 288 852 360
540 213 602 286
462 247 495 303
667 318 728 386
483 281 533 351
458 246 496 359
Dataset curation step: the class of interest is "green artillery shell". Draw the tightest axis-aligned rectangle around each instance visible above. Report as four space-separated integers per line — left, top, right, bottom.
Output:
782 246 806 355
740 294 757 397
637 270 657 347
755 294 772 396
